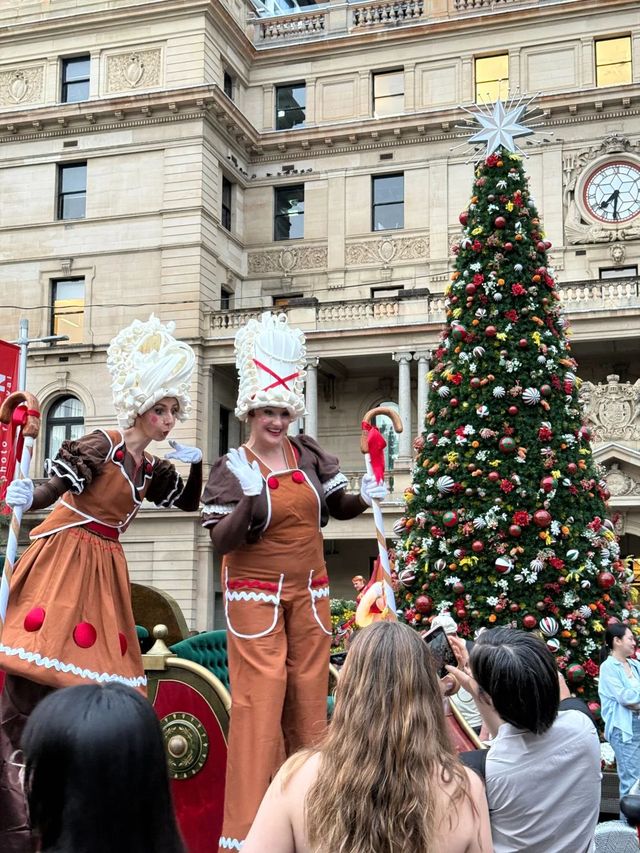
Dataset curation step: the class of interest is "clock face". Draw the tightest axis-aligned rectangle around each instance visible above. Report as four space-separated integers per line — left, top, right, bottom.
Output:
583 160 640 224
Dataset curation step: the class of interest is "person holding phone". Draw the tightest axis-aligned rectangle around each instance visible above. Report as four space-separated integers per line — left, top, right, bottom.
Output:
446 627 601 853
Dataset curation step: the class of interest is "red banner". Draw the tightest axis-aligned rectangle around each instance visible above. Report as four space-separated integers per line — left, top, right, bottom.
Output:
0 340 21 506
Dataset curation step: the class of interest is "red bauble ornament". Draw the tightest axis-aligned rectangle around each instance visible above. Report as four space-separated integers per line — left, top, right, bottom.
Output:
443 510 458 527
485 325 498 337
518 338 528 348
503 242 513 252
533 509 551 527
495 603 506 613
465 283 477 296
471 540 485 553
459 211 469 226
567 463 578 475
540 384 552 397
536 241 546 252
508 405 518 416
456 607 467 619
541 476 554 492
498 436 516 453
488 471 500 482
522 614 537 630
453 581 465 594
597 571 616 590
415 595 433 614
510 603 520 613
450 398 459 408
566 663 586 684
494 216 507 229
587 701 601 720
470 377 481 389
508 524 522 538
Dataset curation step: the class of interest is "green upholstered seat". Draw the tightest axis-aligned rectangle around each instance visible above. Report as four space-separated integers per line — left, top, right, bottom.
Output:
170 630 230 692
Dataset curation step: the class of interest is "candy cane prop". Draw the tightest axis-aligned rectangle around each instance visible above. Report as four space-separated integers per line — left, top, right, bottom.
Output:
0 391 40 635
360 407 403 620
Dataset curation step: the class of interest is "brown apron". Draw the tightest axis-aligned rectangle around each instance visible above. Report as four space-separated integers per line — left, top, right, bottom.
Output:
218 442 331 852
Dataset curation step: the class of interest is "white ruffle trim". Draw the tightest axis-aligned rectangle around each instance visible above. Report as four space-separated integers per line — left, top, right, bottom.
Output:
202 503 235 516
45 458 86 494
219 838 244 850
0 644 147 688
322 472 348 497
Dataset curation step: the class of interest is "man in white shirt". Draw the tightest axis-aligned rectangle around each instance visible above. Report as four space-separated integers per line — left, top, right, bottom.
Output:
448 627 601 853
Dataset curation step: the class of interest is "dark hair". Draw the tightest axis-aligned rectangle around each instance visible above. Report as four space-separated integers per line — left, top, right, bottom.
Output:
470 627 559 735
600 621 631 664
22 683 184 853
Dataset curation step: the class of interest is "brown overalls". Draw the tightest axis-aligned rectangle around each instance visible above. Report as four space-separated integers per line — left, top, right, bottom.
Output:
217 441 332 851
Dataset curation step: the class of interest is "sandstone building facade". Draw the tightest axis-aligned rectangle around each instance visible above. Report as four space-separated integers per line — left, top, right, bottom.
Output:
0 0 638 628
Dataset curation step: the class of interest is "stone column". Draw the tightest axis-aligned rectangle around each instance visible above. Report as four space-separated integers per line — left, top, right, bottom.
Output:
393 352 413 462
414 350 431 434
304 357 319 438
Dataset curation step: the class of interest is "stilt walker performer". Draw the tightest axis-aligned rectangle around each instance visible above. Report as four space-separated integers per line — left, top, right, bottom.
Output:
0 315 202 853
201 312 387 852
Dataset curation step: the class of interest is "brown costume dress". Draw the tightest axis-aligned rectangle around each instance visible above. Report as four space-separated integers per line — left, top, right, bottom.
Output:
202 435 367 852
0 428 201 853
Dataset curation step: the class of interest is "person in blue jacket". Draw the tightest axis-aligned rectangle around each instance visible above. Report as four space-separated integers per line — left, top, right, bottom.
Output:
599 622 640 798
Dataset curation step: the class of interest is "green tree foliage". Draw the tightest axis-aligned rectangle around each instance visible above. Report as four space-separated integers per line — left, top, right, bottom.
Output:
394 148 635 703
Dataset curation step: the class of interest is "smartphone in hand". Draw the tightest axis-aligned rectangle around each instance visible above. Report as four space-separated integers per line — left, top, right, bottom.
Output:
423 626 458 679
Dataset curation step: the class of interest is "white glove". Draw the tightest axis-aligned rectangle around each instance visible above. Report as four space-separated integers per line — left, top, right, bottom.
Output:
5 478 34 511
360 473 388 506
226 448 263 497
165 440 202 465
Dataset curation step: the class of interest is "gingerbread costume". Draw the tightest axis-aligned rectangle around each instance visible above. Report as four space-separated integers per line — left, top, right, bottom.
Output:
202 312 384 852
0 316 201 853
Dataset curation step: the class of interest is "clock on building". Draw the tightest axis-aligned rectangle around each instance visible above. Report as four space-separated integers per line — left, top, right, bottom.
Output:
583 160 640 224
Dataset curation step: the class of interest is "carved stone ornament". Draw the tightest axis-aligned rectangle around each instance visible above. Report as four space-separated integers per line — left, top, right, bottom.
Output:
105 48 162 94
563 134 640 244
602 464 640 498
0 66 44 107
579 374 640 442
247 245 328 275
609 243 626 266
345 235 429 266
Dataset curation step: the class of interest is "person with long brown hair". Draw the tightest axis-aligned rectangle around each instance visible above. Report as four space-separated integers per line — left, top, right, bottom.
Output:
242 621 491 853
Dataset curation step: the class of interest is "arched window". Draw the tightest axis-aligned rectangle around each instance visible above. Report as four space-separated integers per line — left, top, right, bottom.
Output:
45 396 84 467
373 401 400 471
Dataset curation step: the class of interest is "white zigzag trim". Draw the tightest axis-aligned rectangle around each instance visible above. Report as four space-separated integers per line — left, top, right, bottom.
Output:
311 586 330 600
322 471 348 497
219 838 244 850
202 503 235 516
0 644 147 688
225 590 279 605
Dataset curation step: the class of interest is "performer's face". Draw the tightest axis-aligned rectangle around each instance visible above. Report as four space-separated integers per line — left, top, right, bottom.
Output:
249 407 292 447
139 397 180 441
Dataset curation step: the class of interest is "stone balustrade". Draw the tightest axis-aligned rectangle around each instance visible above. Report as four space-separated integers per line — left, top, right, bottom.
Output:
258 11 326 41
208 276 640 336
249 0 556 45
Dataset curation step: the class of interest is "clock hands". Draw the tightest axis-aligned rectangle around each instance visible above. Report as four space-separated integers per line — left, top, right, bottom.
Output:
598 189 621 220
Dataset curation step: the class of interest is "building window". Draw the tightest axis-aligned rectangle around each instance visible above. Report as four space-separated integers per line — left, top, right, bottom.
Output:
222 177 233 231
274 185 304 240
51 278 85 343
57 162 87 220
372 174 404 231
275 83 306 131
61 56 90 103
273 293 303 307
223 70 234 100
596 37 632 87
219 404 231 456
45 396 85 467
373 70 404 117
220 287 232 310
599 266 638 279
475 54 509 103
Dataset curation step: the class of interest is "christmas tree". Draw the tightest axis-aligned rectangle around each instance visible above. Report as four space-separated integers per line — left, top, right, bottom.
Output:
394 101 636 705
